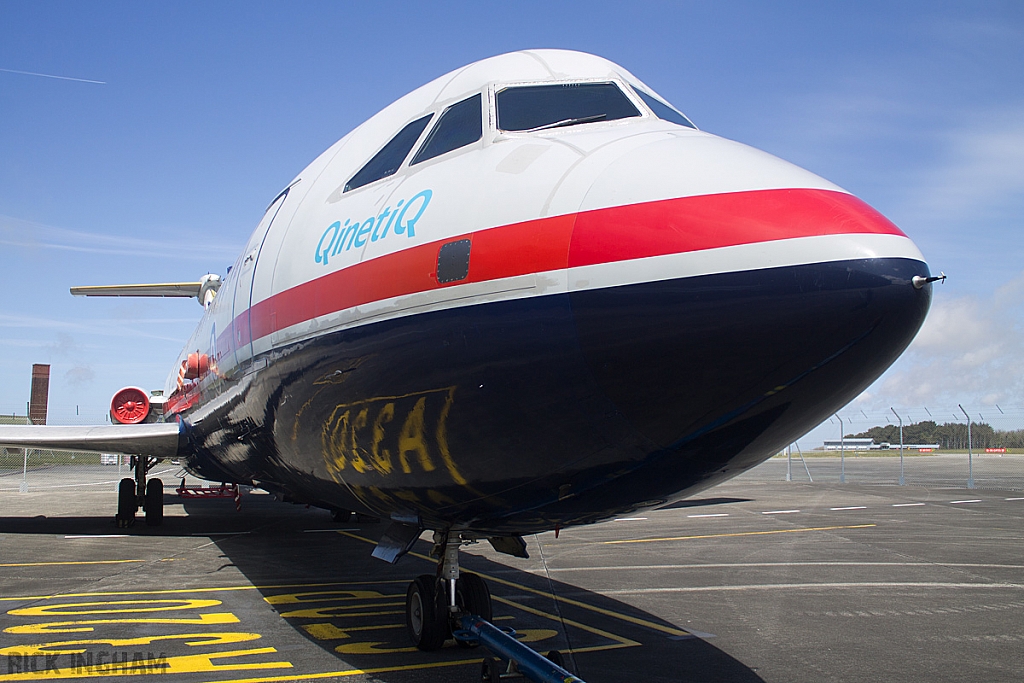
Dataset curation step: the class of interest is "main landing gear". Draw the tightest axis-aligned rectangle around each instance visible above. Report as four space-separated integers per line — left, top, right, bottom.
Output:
116 455 163 527
405 532 492 651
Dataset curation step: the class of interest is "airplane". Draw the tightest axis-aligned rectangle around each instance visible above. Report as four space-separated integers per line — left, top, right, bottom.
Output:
0 49 937 651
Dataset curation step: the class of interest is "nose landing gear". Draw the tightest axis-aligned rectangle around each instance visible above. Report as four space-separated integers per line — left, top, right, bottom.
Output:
402 531 582 682
404 531 493 651
115 455 163 527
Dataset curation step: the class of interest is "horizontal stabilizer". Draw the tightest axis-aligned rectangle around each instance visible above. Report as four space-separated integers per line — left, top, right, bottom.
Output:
70 282 203 298
0 423 183 458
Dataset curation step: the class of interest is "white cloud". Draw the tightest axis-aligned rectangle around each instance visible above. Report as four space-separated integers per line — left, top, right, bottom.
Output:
856 279 1024 415
906 110 1024 223
0 313 187 343
0 214 240 261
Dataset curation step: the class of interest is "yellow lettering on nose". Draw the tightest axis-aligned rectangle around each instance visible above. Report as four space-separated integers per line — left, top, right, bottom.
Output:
349 408 370 473
435 389 466 484
398 397 434 473
323 407 351 477
370 402 396 474
319 386 468 483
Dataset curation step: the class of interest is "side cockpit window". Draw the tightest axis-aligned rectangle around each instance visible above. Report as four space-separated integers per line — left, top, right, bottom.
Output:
634 89 696 129
412 94 482 165
345 114 433 192
496 82 641 132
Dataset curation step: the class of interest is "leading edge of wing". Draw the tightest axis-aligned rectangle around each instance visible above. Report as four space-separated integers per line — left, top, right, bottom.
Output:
0 423 183 458
70 283 203 298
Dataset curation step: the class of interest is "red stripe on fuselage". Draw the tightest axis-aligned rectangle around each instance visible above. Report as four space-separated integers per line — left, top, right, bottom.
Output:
230 188 903 350
570 187 904 267
246 213 577 344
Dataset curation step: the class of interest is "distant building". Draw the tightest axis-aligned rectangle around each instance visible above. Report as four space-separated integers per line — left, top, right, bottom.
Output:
823 438 875 451
29 364 50 425
823 438 940 451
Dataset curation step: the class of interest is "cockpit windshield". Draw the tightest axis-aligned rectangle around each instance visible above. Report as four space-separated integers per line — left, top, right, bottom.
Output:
633 89 696 129
496 82 641 132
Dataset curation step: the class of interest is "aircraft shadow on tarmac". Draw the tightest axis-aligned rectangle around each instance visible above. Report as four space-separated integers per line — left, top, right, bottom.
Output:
657 496 751 510
188 495 764 683
0 494 764 683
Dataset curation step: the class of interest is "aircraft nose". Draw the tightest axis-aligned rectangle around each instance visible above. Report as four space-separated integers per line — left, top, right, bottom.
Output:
566 178 932 482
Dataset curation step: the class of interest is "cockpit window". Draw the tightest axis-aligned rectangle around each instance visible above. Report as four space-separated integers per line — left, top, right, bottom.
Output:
411 94 482 165
345 114 433 192
496 82 641 132
634 89 696 129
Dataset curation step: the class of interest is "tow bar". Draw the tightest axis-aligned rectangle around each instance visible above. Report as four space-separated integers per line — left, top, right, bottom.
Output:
454 614 586 683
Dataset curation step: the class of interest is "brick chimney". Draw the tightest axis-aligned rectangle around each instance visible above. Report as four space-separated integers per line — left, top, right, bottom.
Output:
29 364 50 425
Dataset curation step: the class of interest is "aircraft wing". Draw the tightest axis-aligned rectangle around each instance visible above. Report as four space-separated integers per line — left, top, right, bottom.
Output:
0 423 183 458
70 282 203 298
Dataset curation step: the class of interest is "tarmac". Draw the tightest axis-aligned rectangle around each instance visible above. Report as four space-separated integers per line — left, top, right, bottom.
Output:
1 462 1022 683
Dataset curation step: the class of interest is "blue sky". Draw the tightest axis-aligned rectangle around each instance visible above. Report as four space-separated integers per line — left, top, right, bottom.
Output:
1 1 1022 444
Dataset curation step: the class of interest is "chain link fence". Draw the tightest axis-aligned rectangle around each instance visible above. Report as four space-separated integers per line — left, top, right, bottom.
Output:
5 449 1022 498
739 450 1024 490
1 448 137 494
3 407 1024 496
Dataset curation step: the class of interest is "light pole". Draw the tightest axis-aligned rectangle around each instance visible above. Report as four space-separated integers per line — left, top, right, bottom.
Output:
836 414 845 484
786 444 792 482
959 404 974 489
892 407 905 486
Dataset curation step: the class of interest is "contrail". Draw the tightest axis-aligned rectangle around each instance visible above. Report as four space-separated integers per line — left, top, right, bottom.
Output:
0 67 105 84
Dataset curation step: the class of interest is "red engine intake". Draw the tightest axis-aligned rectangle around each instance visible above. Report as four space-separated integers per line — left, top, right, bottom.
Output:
110 387 151 424
183 352 210 380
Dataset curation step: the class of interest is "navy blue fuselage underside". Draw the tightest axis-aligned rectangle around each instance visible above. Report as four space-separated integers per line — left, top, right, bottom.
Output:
181 257 930 535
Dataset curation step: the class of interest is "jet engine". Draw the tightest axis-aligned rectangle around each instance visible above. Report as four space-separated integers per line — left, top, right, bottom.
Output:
110 387 151 424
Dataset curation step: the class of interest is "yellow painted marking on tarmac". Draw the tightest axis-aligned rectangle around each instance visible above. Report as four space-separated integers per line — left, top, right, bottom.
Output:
603 524 877 545
331 628 561 655
491 596 639 647
302 622 402 640
277 603 404 619
0 561 145 568
8 599 222 617
202 641 639 683
198 658 482 683
4 613 240 634
264 589 391 605
335 530 685 638
0 647 291 681
0 529 657 682
487 573 687 637
333 641 417 655
290 591 636 665
0 632 261 656
0 580 408 602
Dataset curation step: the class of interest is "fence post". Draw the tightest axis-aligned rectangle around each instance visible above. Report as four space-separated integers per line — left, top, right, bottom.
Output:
892 408 905 486
836 414 846 483
796 442 813 482
20 448 29 493
960 404 974 489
